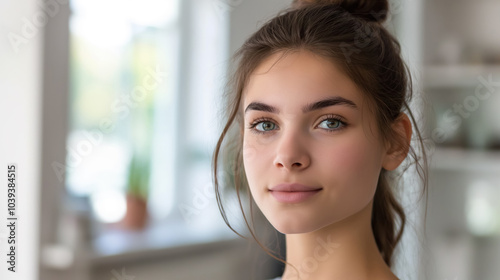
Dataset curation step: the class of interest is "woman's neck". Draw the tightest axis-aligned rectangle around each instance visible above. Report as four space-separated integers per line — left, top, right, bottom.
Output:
281 200 398 280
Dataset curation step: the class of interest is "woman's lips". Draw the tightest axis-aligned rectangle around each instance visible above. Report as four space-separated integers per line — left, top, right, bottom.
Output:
269 183 322 203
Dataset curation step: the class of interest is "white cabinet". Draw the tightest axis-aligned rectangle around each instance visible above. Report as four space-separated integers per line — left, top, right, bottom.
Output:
422 1 500 279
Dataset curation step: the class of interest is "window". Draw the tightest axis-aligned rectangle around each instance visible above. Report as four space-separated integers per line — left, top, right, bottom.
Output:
66 0 230 238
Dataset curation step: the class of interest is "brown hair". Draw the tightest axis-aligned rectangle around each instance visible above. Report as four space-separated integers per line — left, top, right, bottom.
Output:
212 0 428 269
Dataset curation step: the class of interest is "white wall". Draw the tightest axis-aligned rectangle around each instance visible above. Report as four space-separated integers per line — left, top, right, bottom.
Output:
0 0 43 279
391 1 426 279
228 0 292 56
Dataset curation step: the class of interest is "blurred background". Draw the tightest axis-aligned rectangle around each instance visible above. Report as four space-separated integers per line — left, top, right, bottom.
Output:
0 0 499 279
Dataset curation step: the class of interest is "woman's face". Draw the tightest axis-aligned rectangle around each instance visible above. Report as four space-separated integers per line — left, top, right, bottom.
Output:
242 50 388 234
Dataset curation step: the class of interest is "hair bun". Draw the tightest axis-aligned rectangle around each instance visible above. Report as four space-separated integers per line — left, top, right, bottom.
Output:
292 0 389 23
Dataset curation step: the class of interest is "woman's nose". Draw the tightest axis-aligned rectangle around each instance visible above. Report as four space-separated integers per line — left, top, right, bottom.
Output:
273 129 311 171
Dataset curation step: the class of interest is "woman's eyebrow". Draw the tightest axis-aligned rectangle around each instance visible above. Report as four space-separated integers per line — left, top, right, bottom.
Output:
244 96 358 114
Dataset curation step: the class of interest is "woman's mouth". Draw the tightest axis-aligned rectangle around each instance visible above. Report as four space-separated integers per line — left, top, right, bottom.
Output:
269 183 322 203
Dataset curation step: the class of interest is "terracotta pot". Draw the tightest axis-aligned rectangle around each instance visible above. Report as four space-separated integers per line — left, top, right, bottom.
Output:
121 194 148 230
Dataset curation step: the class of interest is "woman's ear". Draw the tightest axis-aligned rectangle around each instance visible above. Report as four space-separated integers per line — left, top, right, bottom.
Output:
382 112 413 171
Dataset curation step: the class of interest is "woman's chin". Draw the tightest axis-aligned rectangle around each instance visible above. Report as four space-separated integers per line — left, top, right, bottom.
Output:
269 219 324 235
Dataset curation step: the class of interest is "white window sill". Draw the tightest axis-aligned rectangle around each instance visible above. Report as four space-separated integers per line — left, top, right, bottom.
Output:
88 219 241 267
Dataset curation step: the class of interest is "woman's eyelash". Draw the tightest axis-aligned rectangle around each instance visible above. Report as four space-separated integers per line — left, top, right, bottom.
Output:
247 115 348 134
248 117 276 134
318 114 348 133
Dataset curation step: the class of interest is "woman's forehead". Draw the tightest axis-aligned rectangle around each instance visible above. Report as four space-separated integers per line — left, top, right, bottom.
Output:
242 50 366 112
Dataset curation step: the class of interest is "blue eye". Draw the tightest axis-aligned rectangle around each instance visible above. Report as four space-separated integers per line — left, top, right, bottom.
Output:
248 117 277 134
255 121 276 132
248 115 347 135
318 117 346 131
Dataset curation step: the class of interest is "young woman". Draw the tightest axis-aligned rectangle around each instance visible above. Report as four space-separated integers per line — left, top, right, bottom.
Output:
213 0 428 279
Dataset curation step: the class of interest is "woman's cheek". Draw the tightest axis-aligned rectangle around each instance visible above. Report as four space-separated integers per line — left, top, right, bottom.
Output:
319 137 368 174
242 140 268 194
320 136 380 196
242 141 256 179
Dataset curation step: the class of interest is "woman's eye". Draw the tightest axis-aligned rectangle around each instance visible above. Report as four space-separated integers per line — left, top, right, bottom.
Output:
318 118 344 130
255 121 276 132
248 116 345 134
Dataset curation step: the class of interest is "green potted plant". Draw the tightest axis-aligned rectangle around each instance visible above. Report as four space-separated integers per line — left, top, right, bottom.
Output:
122 151 151 230
120 35 158 230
